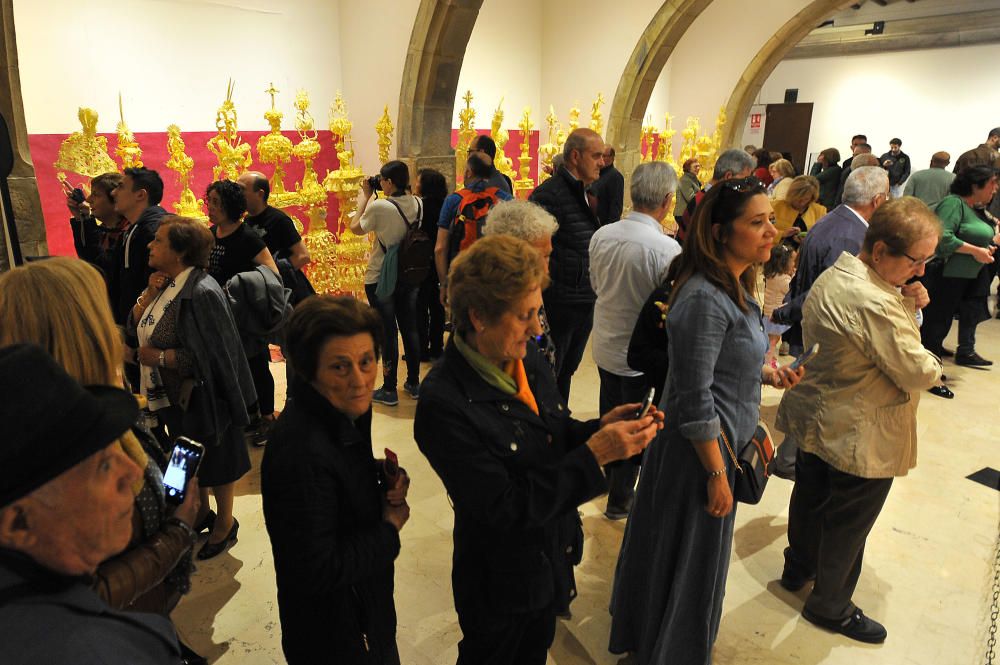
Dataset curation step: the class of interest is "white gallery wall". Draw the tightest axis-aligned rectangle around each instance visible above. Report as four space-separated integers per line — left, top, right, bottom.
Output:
657 0 816 147
14 0 344 136
745 42 1000 169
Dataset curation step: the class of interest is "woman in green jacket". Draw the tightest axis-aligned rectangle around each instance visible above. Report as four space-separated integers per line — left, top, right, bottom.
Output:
920 165 999 371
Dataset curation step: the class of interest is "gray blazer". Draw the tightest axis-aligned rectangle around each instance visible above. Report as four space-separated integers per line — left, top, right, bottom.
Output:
130 269 256 445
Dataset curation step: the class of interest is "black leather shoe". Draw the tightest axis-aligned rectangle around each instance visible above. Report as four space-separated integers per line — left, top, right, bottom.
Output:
802 606 887 644
194 510 216 535
955 352 993 367
197 518 239 560
928 385 954 399
940 348 954 357
779 548 814 591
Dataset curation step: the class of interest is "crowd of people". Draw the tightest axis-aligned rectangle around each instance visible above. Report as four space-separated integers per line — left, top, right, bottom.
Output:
1 121 995 665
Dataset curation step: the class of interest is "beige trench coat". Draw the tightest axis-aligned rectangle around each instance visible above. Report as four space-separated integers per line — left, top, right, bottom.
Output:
775 252 942 478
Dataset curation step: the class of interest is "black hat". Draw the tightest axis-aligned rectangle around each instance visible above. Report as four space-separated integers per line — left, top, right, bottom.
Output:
0 344 139 507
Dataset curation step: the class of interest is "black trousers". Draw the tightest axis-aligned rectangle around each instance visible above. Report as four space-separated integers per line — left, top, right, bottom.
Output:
247 350 274 417
598 367 648 511
457 607 555 665
920 262 991 357
417 274 446 356
365 282 421 389
542 299 594 403
785 451 893 621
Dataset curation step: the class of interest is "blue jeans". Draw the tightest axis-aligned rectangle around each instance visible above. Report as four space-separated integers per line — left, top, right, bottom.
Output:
365 282 421 390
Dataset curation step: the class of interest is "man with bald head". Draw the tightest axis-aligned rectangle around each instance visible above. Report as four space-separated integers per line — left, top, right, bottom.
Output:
529 127 605 401
904 152 955 208
238 171 311 270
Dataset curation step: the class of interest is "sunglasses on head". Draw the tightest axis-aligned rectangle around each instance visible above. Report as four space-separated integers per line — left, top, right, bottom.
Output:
719 176 764 193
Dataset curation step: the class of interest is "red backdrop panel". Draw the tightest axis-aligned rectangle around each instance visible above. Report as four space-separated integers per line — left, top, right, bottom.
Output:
28 130 348 257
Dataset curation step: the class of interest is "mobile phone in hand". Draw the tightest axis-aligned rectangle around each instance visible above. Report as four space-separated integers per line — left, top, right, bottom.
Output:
634 387 656 419
383 448 400 487
789 342 819 370
163 437 205 504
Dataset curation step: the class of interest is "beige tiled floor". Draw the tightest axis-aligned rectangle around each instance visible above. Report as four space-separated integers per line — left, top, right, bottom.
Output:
174 320 1000 664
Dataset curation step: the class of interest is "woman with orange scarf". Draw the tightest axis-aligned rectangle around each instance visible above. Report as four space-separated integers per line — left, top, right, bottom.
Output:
414 235 662 665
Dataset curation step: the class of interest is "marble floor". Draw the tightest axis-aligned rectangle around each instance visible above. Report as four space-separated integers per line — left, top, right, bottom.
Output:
174 319 1000 665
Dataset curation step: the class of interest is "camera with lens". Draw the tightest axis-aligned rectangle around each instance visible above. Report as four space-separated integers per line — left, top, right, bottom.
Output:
365 175 382 192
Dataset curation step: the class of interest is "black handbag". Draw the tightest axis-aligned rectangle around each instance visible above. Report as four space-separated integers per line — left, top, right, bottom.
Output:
719 422 775 505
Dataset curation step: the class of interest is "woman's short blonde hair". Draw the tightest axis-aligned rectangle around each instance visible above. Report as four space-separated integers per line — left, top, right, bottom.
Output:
787 175 820 210
770 159 795 179
448 235 549 335
0 257 122 385
863 196 941 256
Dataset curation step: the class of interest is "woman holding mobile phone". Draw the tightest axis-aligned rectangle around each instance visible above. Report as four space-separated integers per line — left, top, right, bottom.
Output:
415 236 663 665
775 198 942 644
262 295 410 665
610 177 803 665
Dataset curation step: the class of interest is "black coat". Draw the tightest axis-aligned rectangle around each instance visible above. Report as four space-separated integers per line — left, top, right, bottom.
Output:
261 381 401 665
115 205 166 324
529 166 601 304
592 164 625 225
413 340 607 628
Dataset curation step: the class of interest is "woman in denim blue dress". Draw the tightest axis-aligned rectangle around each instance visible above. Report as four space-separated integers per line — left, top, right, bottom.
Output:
609 178 804 664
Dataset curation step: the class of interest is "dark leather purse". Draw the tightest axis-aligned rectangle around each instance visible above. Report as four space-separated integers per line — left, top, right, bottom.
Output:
720 422 775 505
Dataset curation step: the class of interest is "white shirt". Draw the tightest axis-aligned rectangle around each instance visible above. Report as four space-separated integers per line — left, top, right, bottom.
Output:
589 211 682 376
359 194 421 284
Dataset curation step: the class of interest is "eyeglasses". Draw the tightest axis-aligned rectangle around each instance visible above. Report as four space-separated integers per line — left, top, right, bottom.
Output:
719 176 764 193
901 251 935 266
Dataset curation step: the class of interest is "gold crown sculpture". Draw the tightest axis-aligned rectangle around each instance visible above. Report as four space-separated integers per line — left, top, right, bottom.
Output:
165 124 206 221
116 94 143 170
257 83 296 208
54 107 118 178
206 79 252 182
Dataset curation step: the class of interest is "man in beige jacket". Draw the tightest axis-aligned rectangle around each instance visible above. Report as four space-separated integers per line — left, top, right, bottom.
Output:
775 198 942 645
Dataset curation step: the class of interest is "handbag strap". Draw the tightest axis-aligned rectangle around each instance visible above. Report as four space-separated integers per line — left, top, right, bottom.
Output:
718 428 743 472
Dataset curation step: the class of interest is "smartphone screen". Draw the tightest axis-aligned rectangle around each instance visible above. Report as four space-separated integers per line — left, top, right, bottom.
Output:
789 342 820 370
634 387 656 419
163 437 204 504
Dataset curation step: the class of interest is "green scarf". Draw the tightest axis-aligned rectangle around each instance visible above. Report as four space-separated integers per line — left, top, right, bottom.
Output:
454 334 516 395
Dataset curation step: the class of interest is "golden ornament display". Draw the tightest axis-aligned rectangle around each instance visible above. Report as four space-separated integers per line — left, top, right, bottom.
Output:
455 90 477 187
589 92 605 137
490 99 516 183
116 94 143 170
54 107 118 178
324 92 369 299
164 124 206 221
258 83 297 209
538 106 560 184
375 105 394 166
206 79 252 182
514 107 534 199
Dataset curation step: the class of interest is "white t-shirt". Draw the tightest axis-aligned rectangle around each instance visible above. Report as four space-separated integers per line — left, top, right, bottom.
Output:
359 194 421 285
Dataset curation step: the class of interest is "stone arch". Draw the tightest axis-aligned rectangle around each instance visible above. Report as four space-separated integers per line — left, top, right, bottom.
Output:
605 0 712 173
720 0 856 147
396 0 485 182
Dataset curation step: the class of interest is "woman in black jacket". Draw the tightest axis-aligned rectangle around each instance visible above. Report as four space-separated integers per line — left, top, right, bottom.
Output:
262 295 410 665
414 235 662 665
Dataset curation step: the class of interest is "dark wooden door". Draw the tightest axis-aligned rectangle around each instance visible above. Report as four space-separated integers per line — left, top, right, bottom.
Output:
762 103 813 175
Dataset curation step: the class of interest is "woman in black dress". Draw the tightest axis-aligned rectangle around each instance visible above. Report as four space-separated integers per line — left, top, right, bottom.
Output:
206 179 280 444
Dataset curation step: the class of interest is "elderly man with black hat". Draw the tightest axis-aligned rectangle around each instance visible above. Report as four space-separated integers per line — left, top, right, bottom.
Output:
0 344 182 664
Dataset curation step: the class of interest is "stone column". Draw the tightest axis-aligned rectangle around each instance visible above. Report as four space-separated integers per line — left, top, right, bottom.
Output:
397 0 484 188
0 0 47 270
